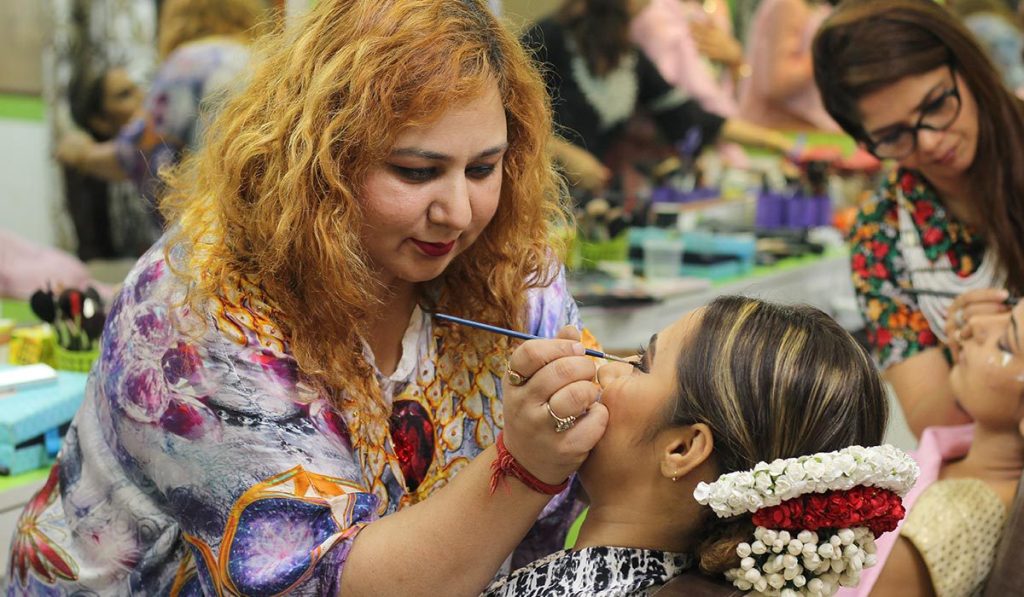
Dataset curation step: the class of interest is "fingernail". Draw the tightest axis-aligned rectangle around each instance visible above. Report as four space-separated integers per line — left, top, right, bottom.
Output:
573 342 585 355
998 289 1010 299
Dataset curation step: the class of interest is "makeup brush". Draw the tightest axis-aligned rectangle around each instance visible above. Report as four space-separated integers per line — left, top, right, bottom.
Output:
904 288 1020 306
433 313 641 368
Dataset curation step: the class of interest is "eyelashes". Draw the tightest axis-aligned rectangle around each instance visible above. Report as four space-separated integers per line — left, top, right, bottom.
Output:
634 344 650 374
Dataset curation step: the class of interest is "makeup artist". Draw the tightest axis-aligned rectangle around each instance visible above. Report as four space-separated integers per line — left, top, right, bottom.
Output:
813 0 1024 438
523 0 797 193
5 1 606 594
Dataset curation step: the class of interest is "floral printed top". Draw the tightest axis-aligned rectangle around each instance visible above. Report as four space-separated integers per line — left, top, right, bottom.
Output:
115 38 251 215
849 169 989 369
5 237 583 595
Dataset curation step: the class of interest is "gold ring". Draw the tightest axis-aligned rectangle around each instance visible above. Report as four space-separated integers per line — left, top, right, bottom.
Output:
545 402 578 433
507 368 529 387
954 328 964 345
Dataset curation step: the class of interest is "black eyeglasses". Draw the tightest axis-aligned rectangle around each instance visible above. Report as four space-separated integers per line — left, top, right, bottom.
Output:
864 66 962 160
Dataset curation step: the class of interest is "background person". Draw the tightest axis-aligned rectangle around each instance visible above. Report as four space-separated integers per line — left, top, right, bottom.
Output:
813 0 1024 436
56 0 266 228
523 0 795 193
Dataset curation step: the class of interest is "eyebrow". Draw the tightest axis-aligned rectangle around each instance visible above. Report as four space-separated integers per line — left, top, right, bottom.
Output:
867 79 949 138
645 333 658 370
390 143 508 162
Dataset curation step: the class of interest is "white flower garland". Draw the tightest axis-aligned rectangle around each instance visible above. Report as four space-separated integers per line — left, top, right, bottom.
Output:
693 444 919 519
725 526 878 597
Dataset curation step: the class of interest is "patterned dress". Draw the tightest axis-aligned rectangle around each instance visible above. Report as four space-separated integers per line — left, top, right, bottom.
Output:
115 37 251 218
849 169 992 369
481 546 692 597
4 237 583 595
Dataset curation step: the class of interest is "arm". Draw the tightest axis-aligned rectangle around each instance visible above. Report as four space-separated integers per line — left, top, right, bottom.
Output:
55 131 127 181
549 136 611 192
884 349 971 439
718 118 794 154
870 536 936 597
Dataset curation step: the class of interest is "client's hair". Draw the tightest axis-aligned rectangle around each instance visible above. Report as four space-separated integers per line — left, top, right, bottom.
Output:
663 296 889 574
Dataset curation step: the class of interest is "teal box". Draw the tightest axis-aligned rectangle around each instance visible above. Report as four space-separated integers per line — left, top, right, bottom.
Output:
0 441 52 476
0 370 88 448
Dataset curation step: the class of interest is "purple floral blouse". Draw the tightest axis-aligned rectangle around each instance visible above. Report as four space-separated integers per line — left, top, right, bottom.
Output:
5 238 583 595
115 38 251 214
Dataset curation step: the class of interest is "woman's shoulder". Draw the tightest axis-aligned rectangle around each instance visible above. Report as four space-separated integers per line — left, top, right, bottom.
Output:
900 477 1007 596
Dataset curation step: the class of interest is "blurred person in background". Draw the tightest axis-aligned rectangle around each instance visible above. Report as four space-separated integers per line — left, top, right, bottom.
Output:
739 0 841 132
524 0 795 193
56 0 268 230
630 0 744 117
64 64 160 259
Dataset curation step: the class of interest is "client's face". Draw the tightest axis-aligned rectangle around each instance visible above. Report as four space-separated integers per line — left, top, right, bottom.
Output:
950 302 1024 430
579 309 702 490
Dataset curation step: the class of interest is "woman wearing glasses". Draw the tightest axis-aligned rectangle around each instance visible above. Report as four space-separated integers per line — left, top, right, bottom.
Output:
812 0 1024 438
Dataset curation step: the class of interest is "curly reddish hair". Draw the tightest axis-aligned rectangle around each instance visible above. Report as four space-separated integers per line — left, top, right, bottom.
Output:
161 0 569 446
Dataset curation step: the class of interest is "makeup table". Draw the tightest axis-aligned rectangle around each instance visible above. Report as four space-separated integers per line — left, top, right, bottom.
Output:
580 247 857 352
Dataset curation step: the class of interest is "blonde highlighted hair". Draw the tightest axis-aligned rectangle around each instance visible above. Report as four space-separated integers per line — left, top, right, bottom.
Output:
657 296 888 574
158 0 269 59
161 0 567 445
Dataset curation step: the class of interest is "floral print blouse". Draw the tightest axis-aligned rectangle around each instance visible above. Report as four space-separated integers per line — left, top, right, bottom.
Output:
849 169 988 369
115 38 251 216
5 237 583 595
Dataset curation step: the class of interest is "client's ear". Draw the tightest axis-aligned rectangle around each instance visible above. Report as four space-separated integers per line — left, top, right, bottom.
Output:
659 423 714 481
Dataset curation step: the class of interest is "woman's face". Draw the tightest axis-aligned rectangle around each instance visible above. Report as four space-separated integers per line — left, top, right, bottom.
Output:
579 309 702 487
359 81 507 291
100 68 143 132
857 65 978 183
950 302 1024 429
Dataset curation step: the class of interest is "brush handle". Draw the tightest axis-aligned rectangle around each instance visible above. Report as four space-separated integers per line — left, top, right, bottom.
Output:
905 288 1019 305
432 313 635 365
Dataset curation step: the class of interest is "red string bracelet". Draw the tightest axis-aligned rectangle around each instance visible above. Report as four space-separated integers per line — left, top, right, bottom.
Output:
489 432 569 496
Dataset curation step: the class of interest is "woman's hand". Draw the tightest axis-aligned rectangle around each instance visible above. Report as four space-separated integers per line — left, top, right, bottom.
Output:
944 287 1012 360
689 19 744 69
55 130 95 170
501 326 608 486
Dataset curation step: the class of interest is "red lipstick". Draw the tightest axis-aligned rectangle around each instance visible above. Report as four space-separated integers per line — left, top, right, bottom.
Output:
412 239 455 257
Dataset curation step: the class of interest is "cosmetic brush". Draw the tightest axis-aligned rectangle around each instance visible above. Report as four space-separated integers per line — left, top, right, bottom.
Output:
904 288 1020 305
433 313 641 368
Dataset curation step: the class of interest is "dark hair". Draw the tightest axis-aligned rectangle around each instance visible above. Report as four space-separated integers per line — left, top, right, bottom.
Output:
813 0 1024 295
67 65 111 141
663 296 889 573
556 0 633 76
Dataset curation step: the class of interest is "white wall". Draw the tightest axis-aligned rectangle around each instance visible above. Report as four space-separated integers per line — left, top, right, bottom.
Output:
0 117 65 249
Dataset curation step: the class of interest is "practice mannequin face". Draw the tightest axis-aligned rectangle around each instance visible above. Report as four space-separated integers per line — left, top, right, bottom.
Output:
950 302 1024 430
579 309 702 491
858 66 979 184
359 81 507 292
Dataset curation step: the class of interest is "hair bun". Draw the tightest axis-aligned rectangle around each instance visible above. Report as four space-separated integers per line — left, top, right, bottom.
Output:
696 516 754 576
